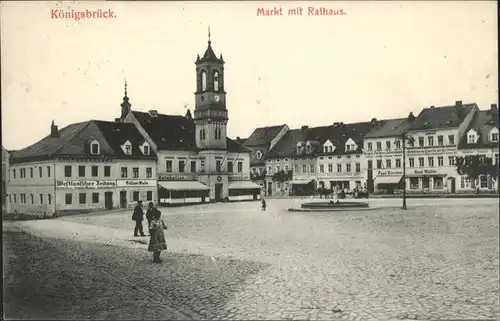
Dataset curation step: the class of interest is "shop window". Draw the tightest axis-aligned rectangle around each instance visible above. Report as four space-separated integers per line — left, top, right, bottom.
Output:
92 193 99 203
480 175 488 188
147 191 153 201
433 177 443 189
410 178 419 189
79 193 86 204
133 192 140 202
422 178 430 189
65 193 72 204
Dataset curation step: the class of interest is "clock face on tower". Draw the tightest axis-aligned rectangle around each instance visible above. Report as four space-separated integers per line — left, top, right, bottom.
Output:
213 95 220 102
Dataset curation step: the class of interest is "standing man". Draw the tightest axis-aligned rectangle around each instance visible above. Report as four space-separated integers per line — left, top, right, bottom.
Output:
132 200 146 237
146 201 161 228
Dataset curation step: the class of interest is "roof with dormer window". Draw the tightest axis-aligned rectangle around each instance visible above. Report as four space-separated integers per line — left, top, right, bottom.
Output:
458 108 499 150
408 103 477 131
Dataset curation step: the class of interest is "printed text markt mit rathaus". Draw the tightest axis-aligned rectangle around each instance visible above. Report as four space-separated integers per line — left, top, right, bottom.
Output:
257 7 347 16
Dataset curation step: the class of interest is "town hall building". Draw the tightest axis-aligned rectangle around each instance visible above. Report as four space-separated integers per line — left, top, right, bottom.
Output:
119 33 261 204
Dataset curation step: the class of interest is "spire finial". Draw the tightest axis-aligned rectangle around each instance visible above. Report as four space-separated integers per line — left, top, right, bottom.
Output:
124 78 128 97
208 26 211 44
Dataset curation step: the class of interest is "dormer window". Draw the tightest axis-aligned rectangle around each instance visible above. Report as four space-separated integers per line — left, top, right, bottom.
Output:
306 142 311 153
256 151 263 159
296 142 302 154
329 146 333 152
125 144 132 154
492 132 499 142
467 133 476 144
143 145 150 155
90 141 100 155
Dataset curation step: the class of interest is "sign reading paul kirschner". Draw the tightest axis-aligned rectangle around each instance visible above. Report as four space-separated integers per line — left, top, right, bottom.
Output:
51 9 117 21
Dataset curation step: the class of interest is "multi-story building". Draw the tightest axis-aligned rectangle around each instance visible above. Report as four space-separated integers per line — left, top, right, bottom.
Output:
457 103 499 192
2 146 10 214
244 124 289 190
9 120 158 216
120 34 261 204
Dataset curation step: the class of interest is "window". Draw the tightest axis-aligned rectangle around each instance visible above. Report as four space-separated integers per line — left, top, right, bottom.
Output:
328 146 333 152
92 193 99 203
376 142 382 150
328 164 333 172
480 175 488 188
92 166 98 177
200 159 205 173
146 167 153 178
310 164 315 173
395 159 401 168
376 160 382 169
21 168 26 178
216 160 222 172
13 194 16 203
190 161 196 173
214 71 220 91
20 194 26 204
64 166 71 177
461 177 472 188
395 141 400 149
147 191 153 201
78 165 85 177
284 164 289 171
121 167 128 178
320 164 324 173
104 166 111 177
366 142 372 150
133 191 139 202
438 156 444 166
215 126 221 140
409 158 415 168
166 161 173 173
492 133 499 142
228 161 234 173
133 167 139 178
346 145 351 152
408 139 414 148
143 145 150 155
323 146 328 153
125 144 132 155
39 194 43 204
448 156 455 166
410 177 419 189
346 163 351 172
386 160 391 169
467 134 475 144
47 166 51 177
306 145 311 153
48 194 51 205
65 193 72 205
12 169 16 179
385 141 391 150
448 135 455 145
418 137 424 147
79 193 86 204
428 157 434 167
201 70 207 91
437 135 444 146
367 160 373 169
337 164 342 172
200 129 206 140
39 167 42 178
418 157 424 167
433 177 443 189
428 136 434 146
355 163 361 172
178 161 185 173
302 165 307 173
91 142 100 154
238 162 243 173
29 168 33 178
30 194 34 204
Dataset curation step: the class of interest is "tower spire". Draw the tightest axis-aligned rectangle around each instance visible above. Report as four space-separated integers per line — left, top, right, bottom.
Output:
124 78 128 97
208 26 211 45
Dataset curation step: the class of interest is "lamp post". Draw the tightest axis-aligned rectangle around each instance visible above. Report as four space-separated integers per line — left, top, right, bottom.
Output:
399 131 414 210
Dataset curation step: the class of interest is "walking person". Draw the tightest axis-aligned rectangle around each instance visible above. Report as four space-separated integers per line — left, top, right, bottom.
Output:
261 198 266 211
132 200 146 237
146 201 160 227
147 202 167 263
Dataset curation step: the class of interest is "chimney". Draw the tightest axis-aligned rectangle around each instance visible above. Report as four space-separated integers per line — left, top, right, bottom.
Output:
114 118 121 122
148 110 158 117
430 105 435 109
455 100 463 108
408 112 416 121
236 136 241 144
185 109 192 120
371 118 377 123
301 125 309 132
491 104 498 113
50 120 59 138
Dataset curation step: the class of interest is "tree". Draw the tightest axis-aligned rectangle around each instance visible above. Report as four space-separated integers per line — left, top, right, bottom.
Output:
272 169 293 182
455 155 496 189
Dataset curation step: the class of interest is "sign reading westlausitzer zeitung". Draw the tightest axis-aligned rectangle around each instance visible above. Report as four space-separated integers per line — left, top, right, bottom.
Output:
56 180 117 189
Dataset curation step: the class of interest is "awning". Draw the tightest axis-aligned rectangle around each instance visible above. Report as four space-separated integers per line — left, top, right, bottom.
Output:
158 181 209 191
290 179 313 185
228 181 262 190
375 175 403 185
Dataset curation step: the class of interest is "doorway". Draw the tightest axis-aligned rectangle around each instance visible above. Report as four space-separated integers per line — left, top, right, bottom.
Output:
215 184 223 202
267 181 272 195
449 178 456 193
104 192 113 210
120 190 127 208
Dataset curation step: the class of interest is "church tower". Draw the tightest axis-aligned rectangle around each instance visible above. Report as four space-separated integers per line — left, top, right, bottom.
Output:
194 28 228 150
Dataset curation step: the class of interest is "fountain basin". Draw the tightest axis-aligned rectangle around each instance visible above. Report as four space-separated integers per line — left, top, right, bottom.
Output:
301 201 369 209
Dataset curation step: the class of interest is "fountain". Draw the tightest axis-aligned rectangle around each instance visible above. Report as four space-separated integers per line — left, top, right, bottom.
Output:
288 186 376 212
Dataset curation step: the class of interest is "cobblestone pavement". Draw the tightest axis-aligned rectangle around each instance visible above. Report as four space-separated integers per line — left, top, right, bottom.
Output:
3 198 499 320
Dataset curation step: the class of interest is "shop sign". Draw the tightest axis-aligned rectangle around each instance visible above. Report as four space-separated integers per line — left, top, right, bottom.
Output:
376 170 403 177
228 174 250 181
56 180 117 189
408 169 445 176
158 174 196 181
116 180 156 187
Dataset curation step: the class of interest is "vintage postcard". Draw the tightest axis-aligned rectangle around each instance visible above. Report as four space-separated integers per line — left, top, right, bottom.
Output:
1 1 498 320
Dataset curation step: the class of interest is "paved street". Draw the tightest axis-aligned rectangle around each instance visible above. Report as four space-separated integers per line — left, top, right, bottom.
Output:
3 198 499 320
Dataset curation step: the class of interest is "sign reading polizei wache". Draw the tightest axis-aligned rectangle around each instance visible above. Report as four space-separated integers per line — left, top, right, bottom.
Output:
56 180 117 189
116 179 156 187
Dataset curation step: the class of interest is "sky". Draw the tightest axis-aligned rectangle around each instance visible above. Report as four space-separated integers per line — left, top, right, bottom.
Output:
1 1 498 151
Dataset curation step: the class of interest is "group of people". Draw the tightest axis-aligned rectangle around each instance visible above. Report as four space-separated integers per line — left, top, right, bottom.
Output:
132 201 168 263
